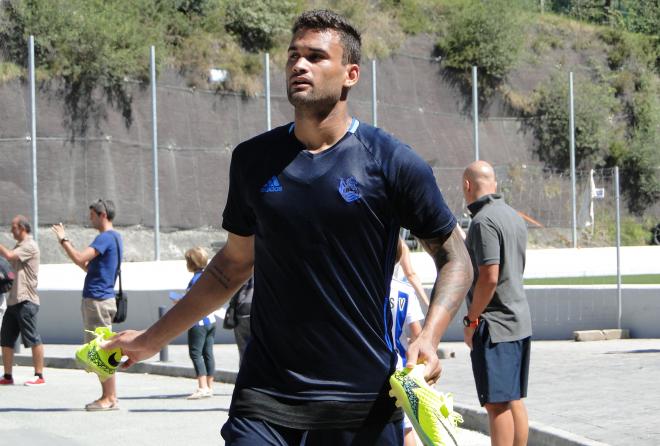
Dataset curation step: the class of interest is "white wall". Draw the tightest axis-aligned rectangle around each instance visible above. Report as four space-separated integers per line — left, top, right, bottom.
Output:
408 246 660 283
31 247 660 344
36 260 235 344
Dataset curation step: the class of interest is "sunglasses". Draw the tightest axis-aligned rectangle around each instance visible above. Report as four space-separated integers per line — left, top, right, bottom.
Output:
95 199 108 216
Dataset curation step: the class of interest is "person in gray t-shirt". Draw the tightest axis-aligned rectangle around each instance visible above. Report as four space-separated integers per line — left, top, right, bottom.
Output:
462 160 531 446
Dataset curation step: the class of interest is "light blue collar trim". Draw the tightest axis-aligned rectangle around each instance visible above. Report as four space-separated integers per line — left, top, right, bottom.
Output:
348 117 359 134
288 117 359 135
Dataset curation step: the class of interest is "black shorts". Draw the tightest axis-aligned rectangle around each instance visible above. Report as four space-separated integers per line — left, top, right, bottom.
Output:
221 415 403 446
0 301 42 348
470 319 530 406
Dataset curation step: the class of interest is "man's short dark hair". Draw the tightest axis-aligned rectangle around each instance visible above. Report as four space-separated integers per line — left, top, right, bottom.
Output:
292 9 361 65
89 199 116 221
15 215 31 234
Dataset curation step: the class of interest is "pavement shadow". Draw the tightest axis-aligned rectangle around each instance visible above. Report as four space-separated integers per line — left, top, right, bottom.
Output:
605 349 660 354
120 393 233 400
129 408 229 413
0 408 84 412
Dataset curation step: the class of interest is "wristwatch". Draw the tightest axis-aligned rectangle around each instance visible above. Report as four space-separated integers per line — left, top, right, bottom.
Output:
59 237 69 245
463 315 479 328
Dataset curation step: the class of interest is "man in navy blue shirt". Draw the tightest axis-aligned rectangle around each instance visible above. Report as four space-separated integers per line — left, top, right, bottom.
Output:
107 9 472 444
53 199 123 411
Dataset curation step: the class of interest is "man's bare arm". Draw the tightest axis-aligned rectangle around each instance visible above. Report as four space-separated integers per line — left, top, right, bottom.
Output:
0 244 17 262
104 232 254 365
417 226 473 346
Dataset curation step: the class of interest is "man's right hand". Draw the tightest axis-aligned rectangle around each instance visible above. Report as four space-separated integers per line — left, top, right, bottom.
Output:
101 330 158 369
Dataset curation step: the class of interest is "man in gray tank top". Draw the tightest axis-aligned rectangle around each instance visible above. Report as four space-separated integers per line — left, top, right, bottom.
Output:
462 160 532 446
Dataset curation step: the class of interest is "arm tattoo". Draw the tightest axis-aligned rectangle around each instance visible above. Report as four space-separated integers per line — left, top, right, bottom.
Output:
419 229 473 317
207 263 231 289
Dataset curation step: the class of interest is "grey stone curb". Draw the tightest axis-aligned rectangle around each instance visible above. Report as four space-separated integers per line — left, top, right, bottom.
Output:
14 354 238 384
16 353 607 446
455 403 610 446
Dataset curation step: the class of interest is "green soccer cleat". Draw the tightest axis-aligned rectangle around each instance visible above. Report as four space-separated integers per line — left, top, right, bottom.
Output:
389 364 463 446
75 327 122 382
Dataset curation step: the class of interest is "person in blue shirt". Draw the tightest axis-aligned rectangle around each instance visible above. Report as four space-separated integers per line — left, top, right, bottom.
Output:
106 9 472 445
53 199 123 411
179 247 216 400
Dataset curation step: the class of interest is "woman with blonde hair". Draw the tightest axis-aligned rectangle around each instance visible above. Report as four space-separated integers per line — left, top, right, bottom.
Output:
180 247 216 399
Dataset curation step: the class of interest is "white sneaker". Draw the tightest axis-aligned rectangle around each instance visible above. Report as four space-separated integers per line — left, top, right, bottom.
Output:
187 388 208 400
203 388 213 398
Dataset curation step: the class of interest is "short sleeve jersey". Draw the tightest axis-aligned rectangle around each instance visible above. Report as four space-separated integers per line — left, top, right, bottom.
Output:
389 278 424 368
466 194 532 342
83 230 122 299
222 119 455 427
8 237 40 306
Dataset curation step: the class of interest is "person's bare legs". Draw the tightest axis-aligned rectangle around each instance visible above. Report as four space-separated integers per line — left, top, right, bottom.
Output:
403 427 418 446
510 399 528 446
485 402 514 446
2 346 14 376
197 375 209 391
94 375 117 406
31 344 44 375
206 375 214 393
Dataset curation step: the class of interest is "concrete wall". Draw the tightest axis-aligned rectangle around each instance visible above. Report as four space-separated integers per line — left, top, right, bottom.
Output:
31 285 660 344
9 246 660 344
438 285 660 341
33 289 235 345
409 245 660 282
22 247 660 343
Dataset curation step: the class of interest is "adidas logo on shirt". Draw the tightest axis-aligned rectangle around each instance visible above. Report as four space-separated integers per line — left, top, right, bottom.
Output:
261 176 283 193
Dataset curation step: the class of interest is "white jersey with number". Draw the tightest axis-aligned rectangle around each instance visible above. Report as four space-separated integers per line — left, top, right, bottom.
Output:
389 278 424 368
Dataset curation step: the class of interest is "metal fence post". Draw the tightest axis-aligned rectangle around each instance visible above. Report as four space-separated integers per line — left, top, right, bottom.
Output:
158 305 169 361
29 35 38 241
615 166 622 329
265 52 271 131
569 72 577 248
371 59 377 127
150 46 160 261
472 66 479 161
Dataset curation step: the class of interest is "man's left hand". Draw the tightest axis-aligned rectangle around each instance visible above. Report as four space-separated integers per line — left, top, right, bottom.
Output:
405 335 441 385
51 223 66 242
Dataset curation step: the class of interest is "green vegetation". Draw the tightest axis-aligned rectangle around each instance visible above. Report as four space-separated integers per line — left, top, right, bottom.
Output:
435 0 527 95
547 0 660 38
529 74 617 170
525 274 660 285
224 1 297 52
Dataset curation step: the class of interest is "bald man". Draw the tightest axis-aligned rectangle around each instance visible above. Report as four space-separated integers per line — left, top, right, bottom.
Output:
462 161 532 446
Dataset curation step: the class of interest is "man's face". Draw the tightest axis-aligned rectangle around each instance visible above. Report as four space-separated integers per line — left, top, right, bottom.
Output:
89 209 101 230
10 219 22 241
286 28 355 110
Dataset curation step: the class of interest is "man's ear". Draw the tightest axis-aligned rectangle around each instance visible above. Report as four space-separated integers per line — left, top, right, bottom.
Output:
344 63 359 88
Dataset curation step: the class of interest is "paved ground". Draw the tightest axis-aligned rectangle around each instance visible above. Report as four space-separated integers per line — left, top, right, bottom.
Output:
5 338 660 445
1 365 488 445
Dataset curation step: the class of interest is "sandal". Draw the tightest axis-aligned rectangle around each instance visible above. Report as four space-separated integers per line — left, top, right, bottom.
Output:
85 400 120 411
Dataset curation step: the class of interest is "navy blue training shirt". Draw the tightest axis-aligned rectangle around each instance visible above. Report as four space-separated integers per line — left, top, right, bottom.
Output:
222 119 456 429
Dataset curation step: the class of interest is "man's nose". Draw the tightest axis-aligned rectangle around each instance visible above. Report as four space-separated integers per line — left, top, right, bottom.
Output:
291 57 308 73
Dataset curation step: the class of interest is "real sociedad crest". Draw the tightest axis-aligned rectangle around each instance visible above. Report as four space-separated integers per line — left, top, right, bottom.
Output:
338 176 360 203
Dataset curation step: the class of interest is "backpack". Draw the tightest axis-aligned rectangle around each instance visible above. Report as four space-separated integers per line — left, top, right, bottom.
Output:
0 256 15 294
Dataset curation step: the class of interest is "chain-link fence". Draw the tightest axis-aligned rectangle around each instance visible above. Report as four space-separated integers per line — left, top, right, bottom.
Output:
0 40 657 253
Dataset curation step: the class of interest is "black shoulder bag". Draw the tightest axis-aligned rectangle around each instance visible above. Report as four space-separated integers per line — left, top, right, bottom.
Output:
111 234 127 324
